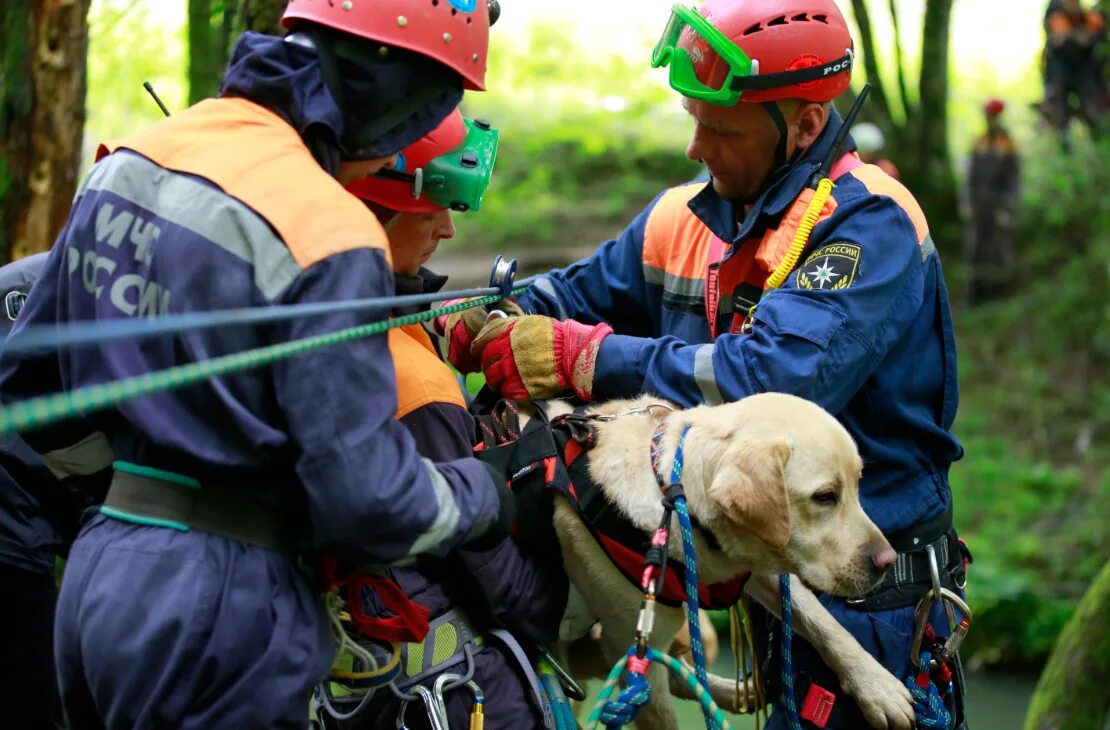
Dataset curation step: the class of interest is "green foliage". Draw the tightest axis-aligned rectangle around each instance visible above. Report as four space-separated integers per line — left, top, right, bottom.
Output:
454 25 702 251
951 136 1110 669
85 1 186 166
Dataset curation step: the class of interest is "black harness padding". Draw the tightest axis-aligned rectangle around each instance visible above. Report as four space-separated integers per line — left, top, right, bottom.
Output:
473 402 747 609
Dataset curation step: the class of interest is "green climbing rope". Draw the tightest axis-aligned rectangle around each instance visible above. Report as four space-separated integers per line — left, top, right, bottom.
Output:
0 288 526 437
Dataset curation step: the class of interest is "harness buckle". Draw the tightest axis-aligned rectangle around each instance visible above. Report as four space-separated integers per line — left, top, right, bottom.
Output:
799 682 837 728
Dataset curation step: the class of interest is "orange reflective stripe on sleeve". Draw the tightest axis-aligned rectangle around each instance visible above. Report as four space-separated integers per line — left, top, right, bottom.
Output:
390 324 467 419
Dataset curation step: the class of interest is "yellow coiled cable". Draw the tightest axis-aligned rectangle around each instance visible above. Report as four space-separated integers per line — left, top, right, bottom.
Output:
746 176 836 323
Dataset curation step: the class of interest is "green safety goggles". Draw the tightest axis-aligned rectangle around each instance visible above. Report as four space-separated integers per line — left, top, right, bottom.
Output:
376 118 500 213
651 4 854 107
651 4 757 106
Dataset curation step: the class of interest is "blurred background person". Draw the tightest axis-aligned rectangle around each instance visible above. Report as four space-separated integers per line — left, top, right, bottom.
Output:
963 99 1022 305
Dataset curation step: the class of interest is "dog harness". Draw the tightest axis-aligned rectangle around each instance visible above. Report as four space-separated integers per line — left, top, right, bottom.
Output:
474 401 748 610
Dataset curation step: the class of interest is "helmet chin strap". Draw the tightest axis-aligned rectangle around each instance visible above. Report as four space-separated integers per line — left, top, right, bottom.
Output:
761 101 801 183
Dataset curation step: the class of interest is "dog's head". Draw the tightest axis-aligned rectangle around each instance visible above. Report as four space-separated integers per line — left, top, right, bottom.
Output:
691 393 895 597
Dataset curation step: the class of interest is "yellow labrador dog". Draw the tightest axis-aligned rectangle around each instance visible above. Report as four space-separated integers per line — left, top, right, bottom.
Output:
537 392 916 730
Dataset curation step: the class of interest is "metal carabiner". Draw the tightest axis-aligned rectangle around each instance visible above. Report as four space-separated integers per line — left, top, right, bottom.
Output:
925 543 957 630
537 645 587 702
395 699 412 730
910 587 972 666
414 684 449 730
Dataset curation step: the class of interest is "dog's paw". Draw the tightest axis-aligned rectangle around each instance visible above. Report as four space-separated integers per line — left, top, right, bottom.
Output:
838 657 915 730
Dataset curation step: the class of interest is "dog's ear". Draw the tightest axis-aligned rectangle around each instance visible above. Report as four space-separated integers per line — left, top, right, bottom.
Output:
708 437 792 550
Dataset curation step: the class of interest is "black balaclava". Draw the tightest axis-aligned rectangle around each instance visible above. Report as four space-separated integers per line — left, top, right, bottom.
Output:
220 30 463 175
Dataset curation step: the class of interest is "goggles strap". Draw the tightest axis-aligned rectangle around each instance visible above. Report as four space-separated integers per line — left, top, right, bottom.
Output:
728 51 854 93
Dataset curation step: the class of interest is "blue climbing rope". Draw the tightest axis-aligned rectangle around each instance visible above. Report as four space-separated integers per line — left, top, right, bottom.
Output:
906 651 953 729
599 648 655 728
779 574 805 730
671 459 718 728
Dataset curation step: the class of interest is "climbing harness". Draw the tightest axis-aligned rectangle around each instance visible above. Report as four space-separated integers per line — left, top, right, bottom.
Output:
0 258 524 437
741 84 872 333
473 401 748 610
584 424 740 730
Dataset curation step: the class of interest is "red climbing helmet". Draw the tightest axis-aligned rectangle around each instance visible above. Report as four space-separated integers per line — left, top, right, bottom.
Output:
281 0 492 91
983 99 1006 116
652 0 855 105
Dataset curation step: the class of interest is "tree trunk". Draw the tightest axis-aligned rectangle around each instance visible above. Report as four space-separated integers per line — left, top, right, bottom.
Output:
188 1 233 105
910 0 959 254
1024 559 1110 730
0 0 90 262
229 0 286 41
847 0 893 131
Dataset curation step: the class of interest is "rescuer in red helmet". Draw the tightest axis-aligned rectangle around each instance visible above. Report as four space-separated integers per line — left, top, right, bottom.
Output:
455 2 969 727
963 98 1021 305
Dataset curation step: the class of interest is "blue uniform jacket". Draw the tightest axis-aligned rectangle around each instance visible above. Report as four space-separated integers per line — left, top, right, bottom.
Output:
519 113 963 535
0 34 498 565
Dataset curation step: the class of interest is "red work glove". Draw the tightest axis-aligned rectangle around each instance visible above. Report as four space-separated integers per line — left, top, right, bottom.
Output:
435 299 523 374
472 315 613 401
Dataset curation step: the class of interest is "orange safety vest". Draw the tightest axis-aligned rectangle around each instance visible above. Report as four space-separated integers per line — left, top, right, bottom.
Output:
643 154 930 337
389 323 467 419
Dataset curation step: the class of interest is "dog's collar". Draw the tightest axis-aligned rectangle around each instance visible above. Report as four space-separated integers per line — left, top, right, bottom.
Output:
649 421 672 488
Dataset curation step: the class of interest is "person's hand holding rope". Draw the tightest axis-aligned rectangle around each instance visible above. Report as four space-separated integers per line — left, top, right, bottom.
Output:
437 298 523 373
471 314 613 401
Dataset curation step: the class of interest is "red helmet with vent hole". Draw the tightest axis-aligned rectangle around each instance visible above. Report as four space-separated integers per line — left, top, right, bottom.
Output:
281 0 491 91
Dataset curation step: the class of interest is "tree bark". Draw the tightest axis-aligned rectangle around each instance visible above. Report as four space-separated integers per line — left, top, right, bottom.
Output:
229 0 286 41
886 0 912 126
910 0 958 254
1024 559 1110 730
0 0 90 262
847 0 893 130
188 1 232 105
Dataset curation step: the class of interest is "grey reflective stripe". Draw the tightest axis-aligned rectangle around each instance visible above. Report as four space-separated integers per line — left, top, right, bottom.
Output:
920 233 937 261
694 344 724 405
40 431 115 479
407 458 463 556
643 264 703 300
83 151 303 300
532 277 567 320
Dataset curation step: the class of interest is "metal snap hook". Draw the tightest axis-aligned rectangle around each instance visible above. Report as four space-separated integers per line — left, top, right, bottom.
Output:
910 587 972 666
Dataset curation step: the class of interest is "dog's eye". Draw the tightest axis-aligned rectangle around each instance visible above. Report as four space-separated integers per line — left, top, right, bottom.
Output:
811 491 839 506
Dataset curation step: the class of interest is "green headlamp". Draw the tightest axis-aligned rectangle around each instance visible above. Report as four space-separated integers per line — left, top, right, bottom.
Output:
651 4 756 107
373 117 499 212
421 118 500 212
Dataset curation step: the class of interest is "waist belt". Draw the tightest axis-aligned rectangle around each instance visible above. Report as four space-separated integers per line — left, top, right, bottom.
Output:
101 461 300 555
847 504 969 612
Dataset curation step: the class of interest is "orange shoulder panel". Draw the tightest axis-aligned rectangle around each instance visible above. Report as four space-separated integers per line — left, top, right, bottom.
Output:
102 97 390 270
846 164 930 244
389 325 466 419
755 187 838 272
1086 10 1106 33
643 184 714 279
